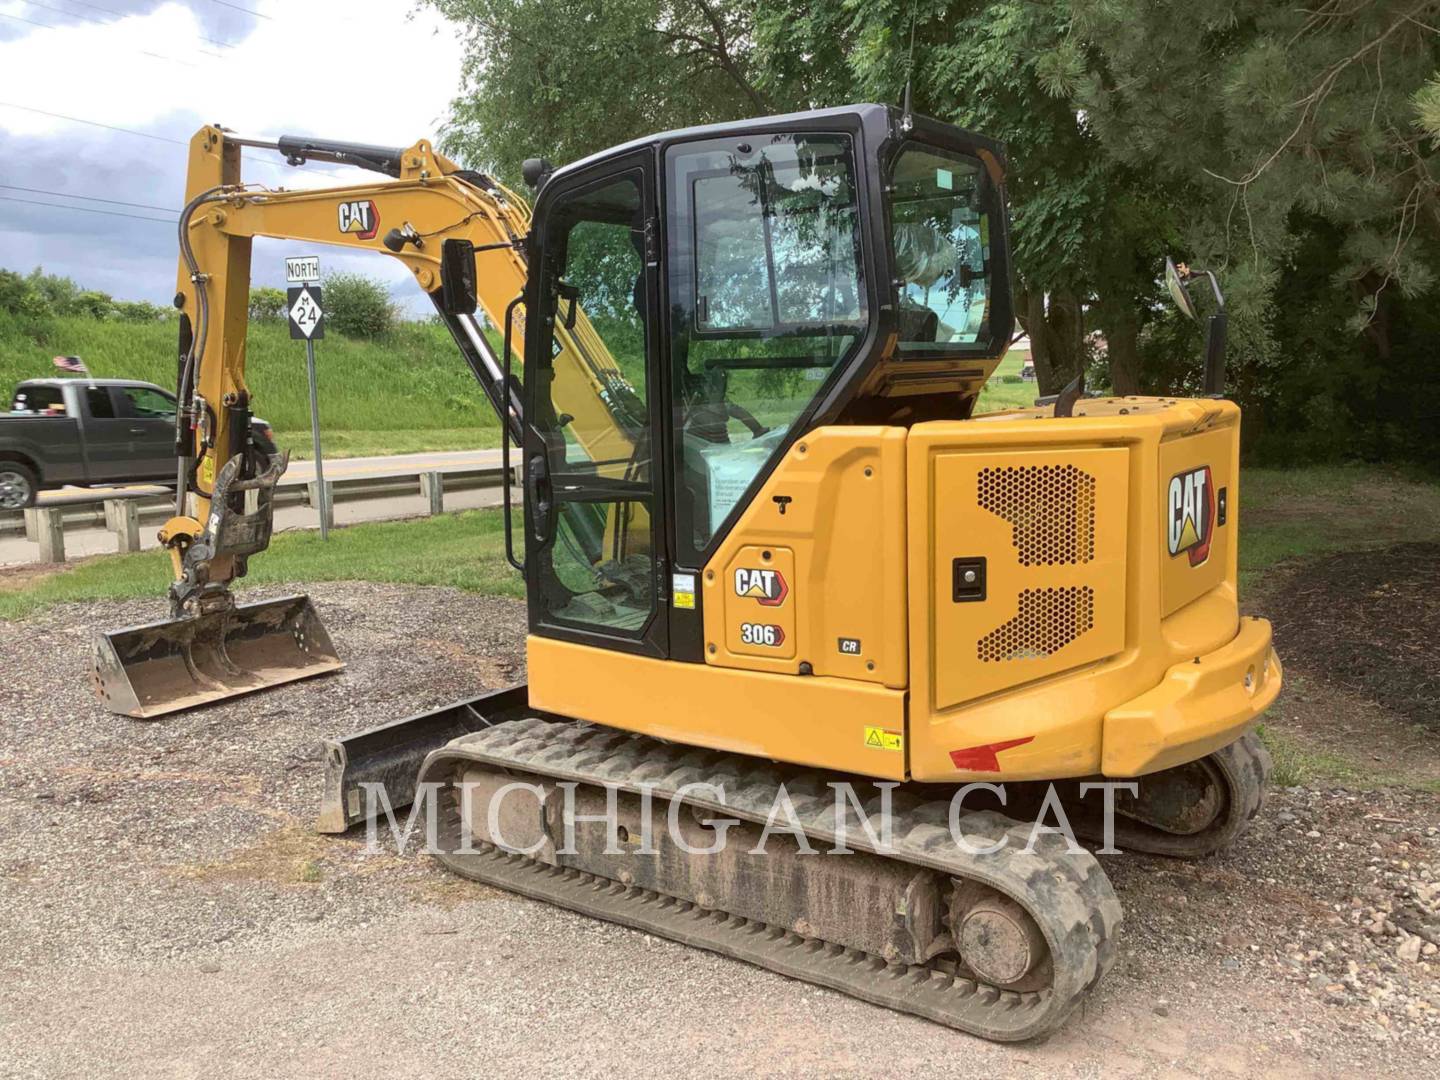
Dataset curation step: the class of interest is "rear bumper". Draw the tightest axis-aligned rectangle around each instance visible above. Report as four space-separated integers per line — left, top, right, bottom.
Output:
1101 615 1282 776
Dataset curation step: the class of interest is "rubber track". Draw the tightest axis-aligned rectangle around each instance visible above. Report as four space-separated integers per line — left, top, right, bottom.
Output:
418 717 1123 1042
1100 731 1271 858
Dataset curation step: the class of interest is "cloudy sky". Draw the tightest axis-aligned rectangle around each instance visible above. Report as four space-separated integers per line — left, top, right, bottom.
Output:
0 0 465 315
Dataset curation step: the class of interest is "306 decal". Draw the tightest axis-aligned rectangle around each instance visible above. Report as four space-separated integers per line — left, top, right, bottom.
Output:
739 622 785 647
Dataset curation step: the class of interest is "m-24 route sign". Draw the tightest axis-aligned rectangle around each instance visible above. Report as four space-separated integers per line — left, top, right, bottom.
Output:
287 284 324 340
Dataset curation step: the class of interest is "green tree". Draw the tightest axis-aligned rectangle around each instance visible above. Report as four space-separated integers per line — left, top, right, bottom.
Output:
248 286 287 322
72 290 116 320
322 272 396 337
425 0 1180 394
424 0 1440 461
0 269 50 317
26 268 81 315
113 300 166 323
1070 0 1440 459
421 0 768 186
754 1 1193 393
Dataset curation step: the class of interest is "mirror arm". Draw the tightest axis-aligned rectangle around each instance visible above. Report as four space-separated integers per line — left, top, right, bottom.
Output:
1200 269 1226 312
1202 309 1228 397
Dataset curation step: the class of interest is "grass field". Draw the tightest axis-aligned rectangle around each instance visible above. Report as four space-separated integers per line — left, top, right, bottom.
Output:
0 509 523 621
1239 464 1440 589
0 311 502 458
973 349 1037 413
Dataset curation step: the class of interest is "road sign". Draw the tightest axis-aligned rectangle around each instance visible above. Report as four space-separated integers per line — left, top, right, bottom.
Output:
287 284 324 341
288 254 330 539
285 255 321 283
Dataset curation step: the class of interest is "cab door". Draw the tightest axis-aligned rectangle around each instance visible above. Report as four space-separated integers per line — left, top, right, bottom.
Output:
522 154 669 658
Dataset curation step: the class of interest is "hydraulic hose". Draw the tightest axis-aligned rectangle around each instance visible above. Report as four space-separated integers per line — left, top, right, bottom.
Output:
173 184 233 514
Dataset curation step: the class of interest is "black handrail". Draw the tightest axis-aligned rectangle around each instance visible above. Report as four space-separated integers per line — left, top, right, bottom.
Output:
501 293 525 572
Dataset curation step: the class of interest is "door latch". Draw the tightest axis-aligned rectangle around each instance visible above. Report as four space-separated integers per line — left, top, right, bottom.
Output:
952 557 987 602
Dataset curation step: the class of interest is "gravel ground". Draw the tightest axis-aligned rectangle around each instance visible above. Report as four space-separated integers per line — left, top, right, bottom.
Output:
1 581 1437 1078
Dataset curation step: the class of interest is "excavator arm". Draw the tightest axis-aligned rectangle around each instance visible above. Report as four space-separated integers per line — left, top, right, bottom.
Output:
90 124 635 717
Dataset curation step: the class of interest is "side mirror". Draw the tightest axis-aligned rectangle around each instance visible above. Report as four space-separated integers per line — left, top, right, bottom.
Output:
439 238 478 316
521 157 554 191
1165 256 1228 397
1165 257 1199 322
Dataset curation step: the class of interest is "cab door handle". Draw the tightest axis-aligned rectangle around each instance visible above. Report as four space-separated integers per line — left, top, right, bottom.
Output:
527 453 553 544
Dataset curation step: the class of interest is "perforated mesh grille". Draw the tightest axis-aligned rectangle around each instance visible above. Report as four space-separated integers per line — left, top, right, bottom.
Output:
977 587 1095 662
978 465 1096 566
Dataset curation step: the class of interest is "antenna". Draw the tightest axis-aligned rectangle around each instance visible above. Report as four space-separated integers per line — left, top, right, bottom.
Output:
900 4 918 132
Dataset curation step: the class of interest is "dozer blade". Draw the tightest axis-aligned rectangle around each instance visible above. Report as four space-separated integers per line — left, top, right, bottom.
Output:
91 594 342 719
316 684 532 833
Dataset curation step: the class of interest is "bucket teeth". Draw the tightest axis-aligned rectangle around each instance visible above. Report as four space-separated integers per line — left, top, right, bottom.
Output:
91 594 343 719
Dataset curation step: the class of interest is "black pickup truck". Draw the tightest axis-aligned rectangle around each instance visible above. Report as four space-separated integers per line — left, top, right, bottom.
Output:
0 378 277 510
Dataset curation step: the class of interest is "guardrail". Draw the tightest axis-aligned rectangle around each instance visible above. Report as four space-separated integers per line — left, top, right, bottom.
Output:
1 464 515 563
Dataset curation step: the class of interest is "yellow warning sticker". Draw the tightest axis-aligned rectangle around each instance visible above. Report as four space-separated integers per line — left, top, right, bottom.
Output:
671 572 697 610
197 454 215 489
863 726 903 752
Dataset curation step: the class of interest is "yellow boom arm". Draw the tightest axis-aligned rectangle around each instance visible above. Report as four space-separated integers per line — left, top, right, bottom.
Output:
164 125 633 610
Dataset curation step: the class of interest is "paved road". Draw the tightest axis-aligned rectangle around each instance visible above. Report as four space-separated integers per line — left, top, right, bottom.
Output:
35 449 504 507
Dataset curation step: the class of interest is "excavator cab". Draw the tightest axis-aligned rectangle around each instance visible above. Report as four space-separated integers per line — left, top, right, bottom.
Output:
514 106 1011 663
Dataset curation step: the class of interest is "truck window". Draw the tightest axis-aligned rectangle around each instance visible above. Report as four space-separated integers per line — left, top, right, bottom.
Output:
120 386 176 420
11 385 64 414
86 388 116 418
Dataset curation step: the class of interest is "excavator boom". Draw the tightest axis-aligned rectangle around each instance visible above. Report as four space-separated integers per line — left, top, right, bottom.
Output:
92 125 633 717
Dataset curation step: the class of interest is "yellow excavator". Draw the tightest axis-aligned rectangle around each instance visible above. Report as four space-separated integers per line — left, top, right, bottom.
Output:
91 105 1281 1041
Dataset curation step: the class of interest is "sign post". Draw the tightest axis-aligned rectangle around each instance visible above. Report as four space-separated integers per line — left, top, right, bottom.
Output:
286 257 329 539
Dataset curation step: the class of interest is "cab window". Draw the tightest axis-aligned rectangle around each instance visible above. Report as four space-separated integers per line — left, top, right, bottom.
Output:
86 388 116 418
11 385 64 413
666 132 866 558
887 144 994 351
120 386 176 420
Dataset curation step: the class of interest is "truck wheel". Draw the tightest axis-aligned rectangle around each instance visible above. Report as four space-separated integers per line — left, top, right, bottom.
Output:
0 463 37 510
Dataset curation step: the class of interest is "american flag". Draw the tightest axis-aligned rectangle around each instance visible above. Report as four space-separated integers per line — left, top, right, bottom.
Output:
52 355 89 375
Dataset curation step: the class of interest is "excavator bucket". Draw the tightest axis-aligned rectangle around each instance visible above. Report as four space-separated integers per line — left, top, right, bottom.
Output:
91 594 343 719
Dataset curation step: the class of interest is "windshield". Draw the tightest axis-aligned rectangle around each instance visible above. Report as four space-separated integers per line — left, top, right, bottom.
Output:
887 143 994 352
666 132 867 558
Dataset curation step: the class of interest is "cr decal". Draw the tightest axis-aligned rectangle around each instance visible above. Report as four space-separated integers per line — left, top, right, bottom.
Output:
337 200 380 240
739 622 785 647
733 567 788 607
1167 465 1215 567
